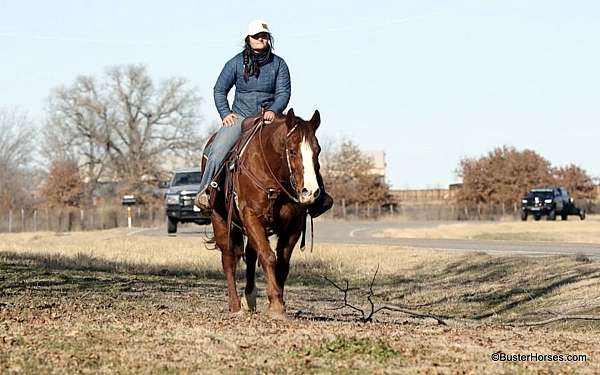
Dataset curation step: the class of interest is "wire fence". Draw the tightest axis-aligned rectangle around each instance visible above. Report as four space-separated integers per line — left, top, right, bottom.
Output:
0 206 165 233
1 200 598 233
324 199 600 221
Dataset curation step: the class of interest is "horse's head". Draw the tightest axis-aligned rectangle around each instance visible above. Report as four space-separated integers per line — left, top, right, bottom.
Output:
283 108 322 205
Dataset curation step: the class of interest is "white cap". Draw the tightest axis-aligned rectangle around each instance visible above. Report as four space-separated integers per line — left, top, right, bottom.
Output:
246 20 270 36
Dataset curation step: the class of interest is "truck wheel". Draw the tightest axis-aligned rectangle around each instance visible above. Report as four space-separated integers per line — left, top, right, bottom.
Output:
534 215 541 221
167 216 178 234
520 212 528 221
561 213 568 221
580 210 586 220
547 210 556 221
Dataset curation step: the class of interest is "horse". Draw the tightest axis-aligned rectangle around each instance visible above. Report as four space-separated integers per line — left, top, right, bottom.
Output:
202 108 322 318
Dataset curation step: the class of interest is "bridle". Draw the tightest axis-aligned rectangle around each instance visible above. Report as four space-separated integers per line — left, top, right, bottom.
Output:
234 117 316 251
258 120 301 203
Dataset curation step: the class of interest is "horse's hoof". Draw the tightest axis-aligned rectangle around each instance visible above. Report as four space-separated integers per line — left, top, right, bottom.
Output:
267 304 287 320
267 310 289 321
227 301 242 315
241 289 257 312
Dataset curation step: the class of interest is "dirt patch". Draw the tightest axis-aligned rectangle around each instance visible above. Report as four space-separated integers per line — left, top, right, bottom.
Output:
1 231 600 373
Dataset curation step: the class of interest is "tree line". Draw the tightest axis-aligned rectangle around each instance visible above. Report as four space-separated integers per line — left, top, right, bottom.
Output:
0 64 388 212
1 64 597 213
456 146 596 205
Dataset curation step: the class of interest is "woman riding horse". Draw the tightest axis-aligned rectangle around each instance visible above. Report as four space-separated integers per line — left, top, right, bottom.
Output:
196 20 332 217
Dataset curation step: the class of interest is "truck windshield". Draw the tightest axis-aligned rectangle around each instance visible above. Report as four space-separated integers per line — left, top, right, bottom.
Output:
171 172 202 186
527 191 553 199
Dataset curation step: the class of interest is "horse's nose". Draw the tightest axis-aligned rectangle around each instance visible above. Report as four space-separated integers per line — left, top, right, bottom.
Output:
301 187 311 197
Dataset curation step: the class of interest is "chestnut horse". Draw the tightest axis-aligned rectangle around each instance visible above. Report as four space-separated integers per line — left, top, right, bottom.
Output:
203 108 322 318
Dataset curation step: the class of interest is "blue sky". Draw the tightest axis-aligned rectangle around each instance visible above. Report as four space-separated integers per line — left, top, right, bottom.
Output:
1 0 599 188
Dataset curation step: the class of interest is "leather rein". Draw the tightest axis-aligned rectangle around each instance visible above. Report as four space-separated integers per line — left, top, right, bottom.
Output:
234 119 314 251
237 119 300 204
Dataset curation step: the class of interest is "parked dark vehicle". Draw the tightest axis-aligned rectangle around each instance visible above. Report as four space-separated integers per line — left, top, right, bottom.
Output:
165 167 211 233
521 187 586 221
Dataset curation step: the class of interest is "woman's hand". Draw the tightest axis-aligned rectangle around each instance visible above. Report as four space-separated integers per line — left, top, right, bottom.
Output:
222 113 237 127
263 110 275 124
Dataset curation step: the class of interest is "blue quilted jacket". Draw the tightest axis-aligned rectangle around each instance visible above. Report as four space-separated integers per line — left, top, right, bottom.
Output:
213 52 291 119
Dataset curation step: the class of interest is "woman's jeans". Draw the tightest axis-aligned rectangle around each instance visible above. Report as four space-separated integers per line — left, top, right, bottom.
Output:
198 115 244 194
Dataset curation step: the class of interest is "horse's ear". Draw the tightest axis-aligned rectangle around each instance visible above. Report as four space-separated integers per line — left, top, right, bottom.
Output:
285 108 295 129
310 110 321 130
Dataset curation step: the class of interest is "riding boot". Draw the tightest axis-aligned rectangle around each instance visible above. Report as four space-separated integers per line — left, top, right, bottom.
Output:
194 190 211 213
308 171 333 218
308 190 334 218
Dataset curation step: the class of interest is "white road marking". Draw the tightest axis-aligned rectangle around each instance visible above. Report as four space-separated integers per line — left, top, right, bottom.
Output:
349 227 371 238
126 228 157 236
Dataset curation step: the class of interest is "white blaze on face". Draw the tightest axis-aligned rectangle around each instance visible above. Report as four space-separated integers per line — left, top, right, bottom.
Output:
300 136 319 199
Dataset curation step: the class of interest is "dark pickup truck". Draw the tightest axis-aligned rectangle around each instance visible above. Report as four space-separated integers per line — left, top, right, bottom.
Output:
164 167 211 233
521 187 586 221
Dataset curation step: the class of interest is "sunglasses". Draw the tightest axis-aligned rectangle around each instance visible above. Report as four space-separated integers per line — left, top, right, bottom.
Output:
250 32 270 40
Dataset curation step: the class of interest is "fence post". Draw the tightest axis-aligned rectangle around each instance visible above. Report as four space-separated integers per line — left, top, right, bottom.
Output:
366 203 371 218
80 209 85 230
21 208 25 232
46 208 50 231
127 206 132 229
377 203 381 217
354 202 359 218
33 210 37 232
8 210 12 233
342 199 346 219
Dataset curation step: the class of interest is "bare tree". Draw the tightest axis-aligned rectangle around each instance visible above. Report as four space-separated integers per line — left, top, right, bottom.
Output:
322 139 390 204
45 64 204 204
0 108 36 210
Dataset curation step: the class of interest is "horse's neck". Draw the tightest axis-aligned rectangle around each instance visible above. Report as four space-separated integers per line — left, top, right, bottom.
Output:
249 121 288 178
264 122 286 153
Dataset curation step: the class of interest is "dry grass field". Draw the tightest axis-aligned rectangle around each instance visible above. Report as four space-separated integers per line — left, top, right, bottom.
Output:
376 214 600 243
2 228 600 373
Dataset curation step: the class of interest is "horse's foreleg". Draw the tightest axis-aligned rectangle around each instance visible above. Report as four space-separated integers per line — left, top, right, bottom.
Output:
242 211 284 316
275 222 303 298
212 212 242 313
242 243 258 312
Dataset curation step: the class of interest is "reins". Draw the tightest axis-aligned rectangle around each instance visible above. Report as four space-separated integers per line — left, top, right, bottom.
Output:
230 116 314 252
258 121 300 203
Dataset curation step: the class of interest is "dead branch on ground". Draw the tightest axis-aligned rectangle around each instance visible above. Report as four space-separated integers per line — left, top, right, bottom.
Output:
324 267 600 327
324 266 448 325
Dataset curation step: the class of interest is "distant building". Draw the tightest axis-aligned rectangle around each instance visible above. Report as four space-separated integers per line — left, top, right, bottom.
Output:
389 187 458 203
363 150 386 178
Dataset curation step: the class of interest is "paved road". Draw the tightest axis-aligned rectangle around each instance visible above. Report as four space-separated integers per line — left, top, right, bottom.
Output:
133 219 600 258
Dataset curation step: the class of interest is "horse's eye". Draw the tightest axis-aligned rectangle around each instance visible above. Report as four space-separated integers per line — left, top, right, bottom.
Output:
289 149 297 156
